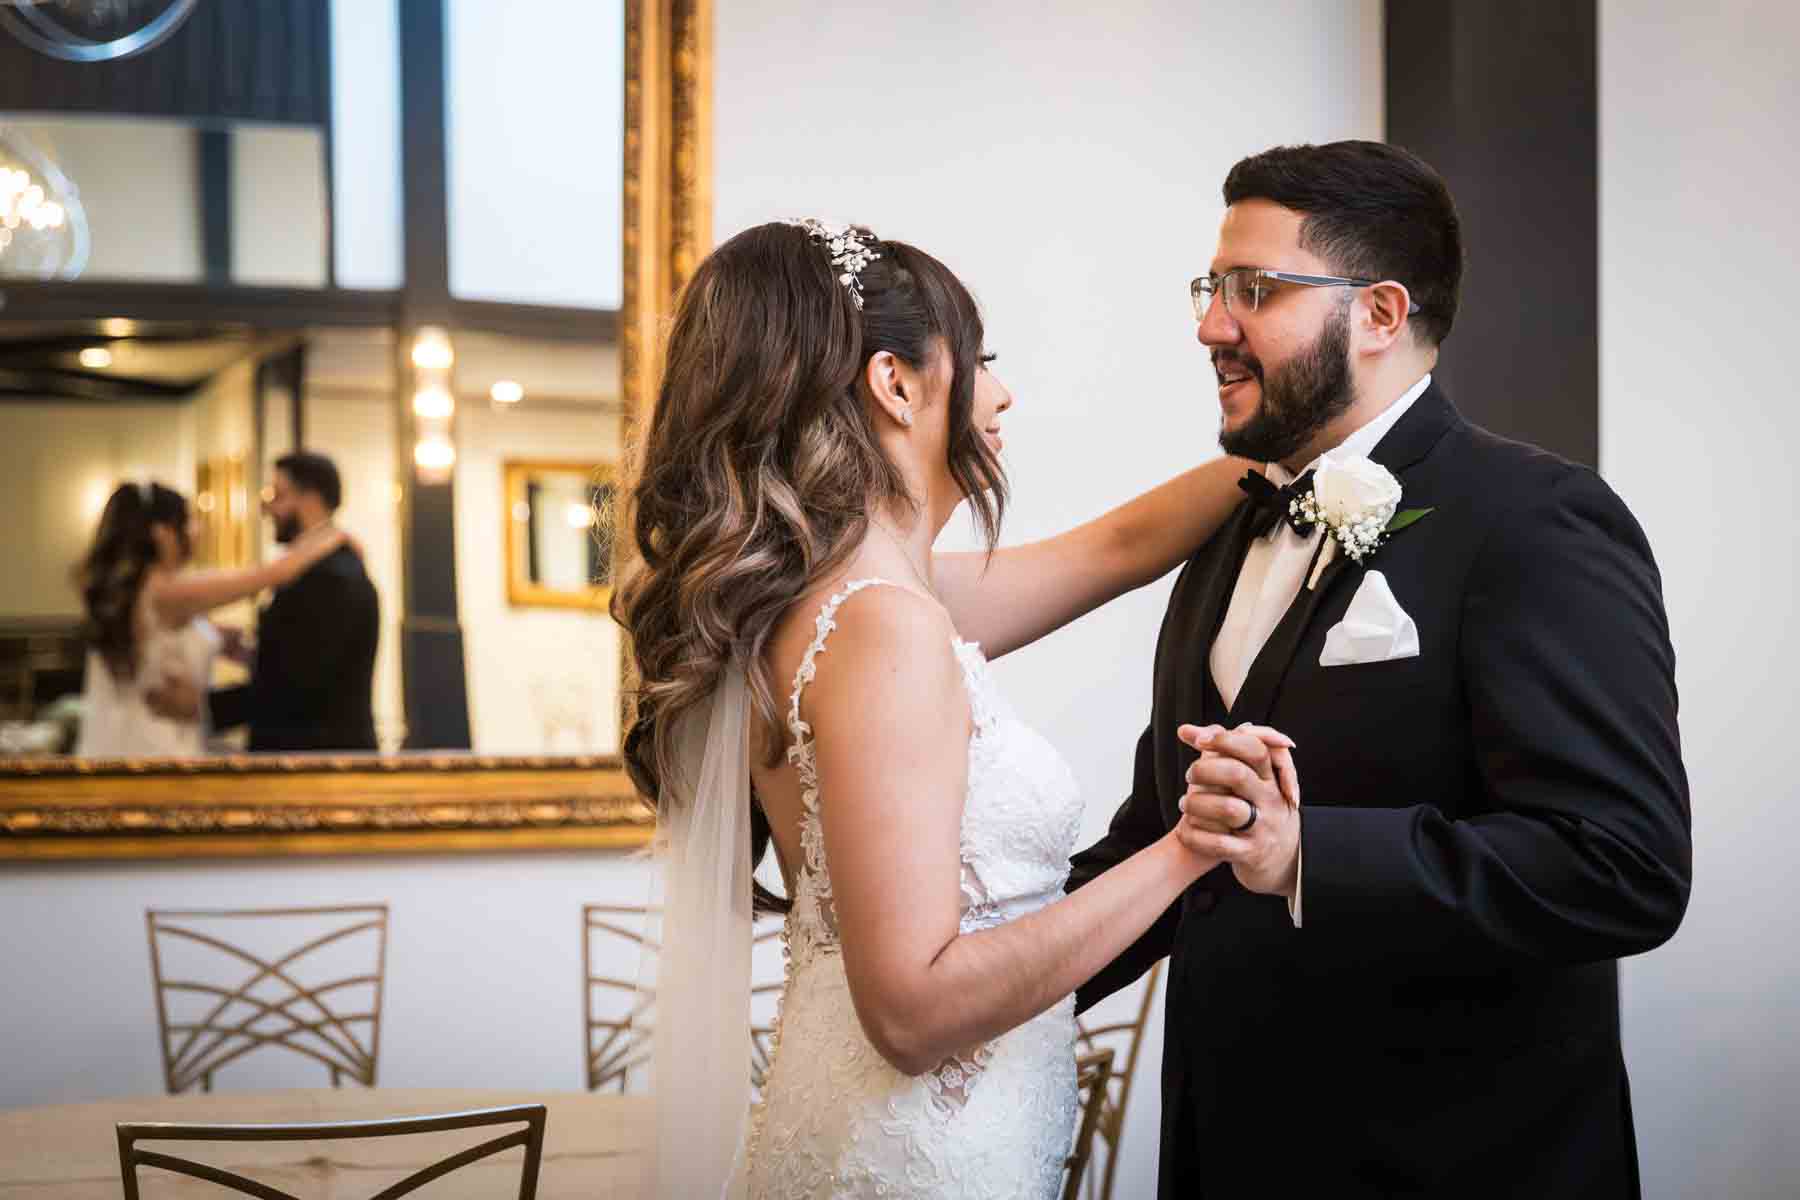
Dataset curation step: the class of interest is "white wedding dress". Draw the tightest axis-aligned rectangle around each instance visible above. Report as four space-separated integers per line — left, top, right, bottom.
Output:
75 618 218 757
745 579 1086 1199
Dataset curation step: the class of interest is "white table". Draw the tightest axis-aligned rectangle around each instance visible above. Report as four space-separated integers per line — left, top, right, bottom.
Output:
0 1088 646 1198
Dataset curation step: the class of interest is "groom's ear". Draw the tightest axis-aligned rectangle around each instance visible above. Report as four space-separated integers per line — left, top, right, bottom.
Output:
1358 281 1413 353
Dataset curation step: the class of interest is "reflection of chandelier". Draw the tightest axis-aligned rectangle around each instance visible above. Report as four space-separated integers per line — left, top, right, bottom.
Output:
0 0 197 64
0 168 65 243
0 127 89 279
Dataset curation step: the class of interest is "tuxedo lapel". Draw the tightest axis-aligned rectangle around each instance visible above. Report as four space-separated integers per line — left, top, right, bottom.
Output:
1227 538 1355 724
1225 384 1461 725
1370 378 1458 477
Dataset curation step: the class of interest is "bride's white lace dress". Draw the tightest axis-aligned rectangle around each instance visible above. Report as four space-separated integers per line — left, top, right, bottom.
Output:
745 579 1087 1199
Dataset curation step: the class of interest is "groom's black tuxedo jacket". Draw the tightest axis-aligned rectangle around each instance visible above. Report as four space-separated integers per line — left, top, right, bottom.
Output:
1069 384 1690 1199
212 545 379 752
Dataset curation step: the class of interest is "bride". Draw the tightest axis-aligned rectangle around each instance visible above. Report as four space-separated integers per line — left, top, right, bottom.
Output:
614 220 1294 1198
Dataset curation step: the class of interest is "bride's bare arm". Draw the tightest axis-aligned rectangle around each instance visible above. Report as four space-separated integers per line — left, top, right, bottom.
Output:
809 587 1213 1077
148 526 349 627
932 455 1253 659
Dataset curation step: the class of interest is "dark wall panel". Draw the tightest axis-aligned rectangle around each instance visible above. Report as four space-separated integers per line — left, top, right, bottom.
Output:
1387 1 1598 467
0 0 331 125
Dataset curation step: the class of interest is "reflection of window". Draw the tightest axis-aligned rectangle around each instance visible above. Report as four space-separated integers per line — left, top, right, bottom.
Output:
523 477 611 590
445 0 623 309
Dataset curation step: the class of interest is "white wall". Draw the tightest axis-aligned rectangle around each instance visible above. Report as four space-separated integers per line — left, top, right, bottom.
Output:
0 403 193 617
453 401 623 755
715 2 1382 1193
232 124 329 288
0 852 656 1105
1601 4 1800 1197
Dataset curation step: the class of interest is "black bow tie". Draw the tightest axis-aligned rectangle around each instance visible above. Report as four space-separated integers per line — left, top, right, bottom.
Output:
1238 468 1317 539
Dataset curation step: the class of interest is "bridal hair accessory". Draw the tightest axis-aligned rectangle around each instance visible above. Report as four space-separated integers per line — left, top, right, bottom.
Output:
784 218 880 310
135 480 155 504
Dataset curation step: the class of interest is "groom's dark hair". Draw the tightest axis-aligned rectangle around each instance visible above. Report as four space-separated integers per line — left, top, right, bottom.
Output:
1224 140 1463 347
275 450 343 512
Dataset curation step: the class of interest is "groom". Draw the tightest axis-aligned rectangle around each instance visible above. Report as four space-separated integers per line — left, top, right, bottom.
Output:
1068 141 1690 1197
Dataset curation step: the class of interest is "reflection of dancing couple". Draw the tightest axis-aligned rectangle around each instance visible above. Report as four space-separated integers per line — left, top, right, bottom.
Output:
73 452 378 757
620 142 1691 1198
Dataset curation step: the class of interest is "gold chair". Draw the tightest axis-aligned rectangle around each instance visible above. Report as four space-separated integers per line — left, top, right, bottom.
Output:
1074 958 1164 1200
1061 1048 1117 1200
582 903 656 1092
116 1103 546 1199
145 905 388 1094
584 903 789 1094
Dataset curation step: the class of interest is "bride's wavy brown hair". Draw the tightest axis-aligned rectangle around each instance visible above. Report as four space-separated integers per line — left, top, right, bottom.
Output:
613 221 1006 911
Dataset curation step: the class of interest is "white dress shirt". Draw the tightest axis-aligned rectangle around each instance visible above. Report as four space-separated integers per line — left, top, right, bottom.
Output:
1207 372 1432 926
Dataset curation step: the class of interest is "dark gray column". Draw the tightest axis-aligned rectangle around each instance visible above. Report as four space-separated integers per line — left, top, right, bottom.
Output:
1386 1 1598 467
395 0 471 750
198 128 232 285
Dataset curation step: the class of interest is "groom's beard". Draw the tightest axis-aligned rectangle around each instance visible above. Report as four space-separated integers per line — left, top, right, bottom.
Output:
1216 302 1354 464
271 514 303 544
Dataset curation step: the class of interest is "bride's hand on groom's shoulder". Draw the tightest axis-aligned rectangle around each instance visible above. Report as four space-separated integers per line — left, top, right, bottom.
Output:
1173 723 1302 900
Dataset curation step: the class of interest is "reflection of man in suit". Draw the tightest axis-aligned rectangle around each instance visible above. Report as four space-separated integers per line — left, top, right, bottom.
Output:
152 451 379 752
1069 142 1690 1198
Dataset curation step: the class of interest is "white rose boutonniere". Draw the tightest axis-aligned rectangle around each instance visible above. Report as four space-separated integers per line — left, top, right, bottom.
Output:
1292 454 1434 588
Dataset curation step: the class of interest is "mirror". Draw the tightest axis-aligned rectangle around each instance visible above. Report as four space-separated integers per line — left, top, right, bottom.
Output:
0 0 704 859
505 461 618 609
0 0 638 765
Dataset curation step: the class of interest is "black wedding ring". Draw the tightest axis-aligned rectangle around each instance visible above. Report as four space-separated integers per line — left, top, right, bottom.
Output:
1229 804 1258 835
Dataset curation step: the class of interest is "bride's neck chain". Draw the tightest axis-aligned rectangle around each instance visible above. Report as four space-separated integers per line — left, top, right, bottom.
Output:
866 520 936 599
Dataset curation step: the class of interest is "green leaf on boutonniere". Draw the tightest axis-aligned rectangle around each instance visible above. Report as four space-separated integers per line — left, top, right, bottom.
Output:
1385 507 1435 534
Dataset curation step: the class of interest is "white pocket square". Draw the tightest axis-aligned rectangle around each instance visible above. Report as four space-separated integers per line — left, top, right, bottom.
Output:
1319 570 1420 667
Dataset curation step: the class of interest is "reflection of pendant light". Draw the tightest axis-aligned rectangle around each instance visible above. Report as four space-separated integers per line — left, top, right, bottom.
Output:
410 325 457 484
0 126 89 279
0 0 199 64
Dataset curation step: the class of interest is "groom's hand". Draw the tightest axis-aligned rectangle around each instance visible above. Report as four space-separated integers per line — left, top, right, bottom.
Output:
1174 724 1301 900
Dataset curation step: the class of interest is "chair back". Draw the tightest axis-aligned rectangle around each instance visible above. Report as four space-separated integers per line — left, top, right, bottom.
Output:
1061 1048 1116 1200
145 905 388 1094
582 903 655 1091
116 1103 545 1200
1073 958 1164 1200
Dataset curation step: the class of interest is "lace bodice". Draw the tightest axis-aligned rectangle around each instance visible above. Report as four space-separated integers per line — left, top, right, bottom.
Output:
745 579 1086 1199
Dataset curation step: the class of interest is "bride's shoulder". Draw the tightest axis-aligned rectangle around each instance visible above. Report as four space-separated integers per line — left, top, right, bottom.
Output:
769 577 959 697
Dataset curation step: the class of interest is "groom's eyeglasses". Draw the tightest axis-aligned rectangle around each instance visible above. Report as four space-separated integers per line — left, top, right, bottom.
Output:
1190 268 1422 320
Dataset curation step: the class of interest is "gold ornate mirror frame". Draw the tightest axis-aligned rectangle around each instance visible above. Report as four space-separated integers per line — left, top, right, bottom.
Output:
0 0 712 862
502 459 619 612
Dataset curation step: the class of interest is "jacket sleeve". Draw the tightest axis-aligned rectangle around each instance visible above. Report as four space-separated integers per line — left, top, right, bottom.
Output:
1070 721 1182 1012
1301 466 1692 967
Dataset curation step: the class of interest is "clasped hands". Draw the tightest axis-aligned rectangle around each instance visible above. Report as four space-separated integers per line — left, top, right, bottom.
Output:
1173 722 1302 900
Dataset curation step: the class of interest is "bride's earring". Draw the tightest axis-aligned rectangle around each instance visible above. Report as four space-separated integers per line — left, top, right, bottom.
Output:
897 408 913 428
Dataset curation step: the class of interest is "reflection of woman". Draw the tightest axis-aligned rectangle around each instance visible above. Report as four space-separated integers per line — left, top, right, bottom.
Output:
72 481 348 757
